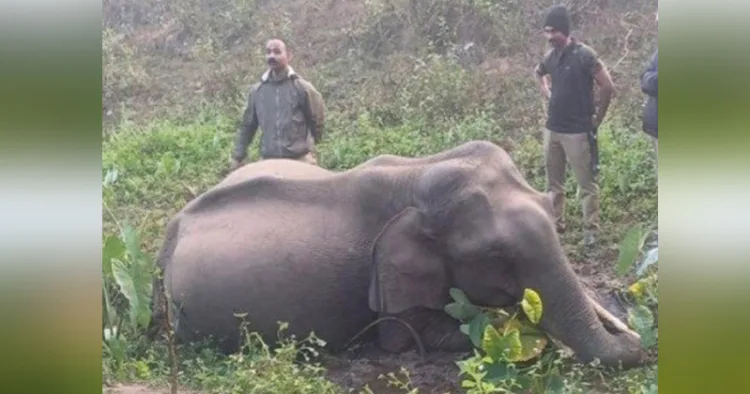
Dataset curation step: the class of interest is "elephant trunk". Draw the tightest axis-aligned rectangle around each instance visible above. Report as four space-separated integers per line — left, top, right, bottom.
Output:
517 249 645 368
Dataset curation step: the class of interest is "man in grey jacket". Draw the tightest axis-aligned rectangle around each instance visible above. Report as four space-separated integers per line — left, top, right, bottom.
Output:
230 38 326 170
641 14 658 171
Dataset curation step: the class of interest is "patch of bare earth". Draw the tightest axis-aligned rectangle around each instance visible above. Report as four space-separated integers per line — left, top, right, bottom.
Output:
324 344 465 393
104 384 202 394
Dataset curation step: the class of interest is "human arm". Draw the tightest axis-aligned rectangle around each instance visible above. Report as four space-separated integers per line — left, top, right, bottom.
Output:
640 50 658 97
534 62 552 100
299 79 326 143
231 84 260 165
585 49 615 127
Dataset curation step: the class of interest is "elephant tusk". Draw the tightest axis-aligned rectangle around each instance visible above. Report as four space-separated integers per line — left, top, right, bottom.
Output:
586 293 641 340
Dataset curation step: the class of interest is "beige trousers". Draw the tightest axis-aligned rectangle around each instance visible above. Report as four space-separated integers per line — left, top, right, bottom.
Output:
543 128 600 233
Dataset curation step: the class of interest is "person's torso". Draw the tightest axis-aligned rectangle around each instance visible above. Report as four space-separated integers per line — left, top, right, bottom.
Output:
642 50 658 136
254 75 311 158
544 42 596 133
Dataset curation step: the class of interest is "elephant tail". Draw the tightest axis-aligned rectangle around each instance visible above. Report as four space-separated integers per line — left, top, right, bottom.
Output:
147 216 181 341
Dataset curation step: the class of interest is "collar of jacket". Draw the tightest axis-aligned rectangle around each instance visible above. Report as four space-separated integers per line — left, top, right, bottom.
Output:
261 66 298 83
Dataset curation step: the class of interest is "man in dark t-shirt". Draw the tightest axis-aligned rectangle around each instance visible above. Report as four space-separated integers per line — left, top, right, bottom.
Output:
534 5 615 247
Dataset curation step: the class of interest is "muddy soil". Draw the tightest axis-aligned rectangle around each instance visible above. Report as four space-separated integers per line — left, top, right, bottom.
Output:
324 344 467 393
104 384 201 394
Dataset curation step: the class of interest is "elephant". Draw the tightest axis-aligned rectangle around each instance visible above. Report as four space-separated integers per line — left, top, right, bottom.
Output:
148 140 645 368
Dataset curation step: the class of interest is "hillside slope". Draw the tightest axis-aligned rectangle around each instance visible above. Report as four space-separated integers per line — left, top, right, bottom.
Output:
102 0 658 133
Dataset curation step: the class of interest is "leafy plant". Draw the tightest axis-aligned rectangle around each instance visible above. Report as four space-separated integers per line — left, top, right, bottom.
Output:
102 220 155 374
445 288 547 363
614 224 659 351
616 224 653 276
445 288 555 392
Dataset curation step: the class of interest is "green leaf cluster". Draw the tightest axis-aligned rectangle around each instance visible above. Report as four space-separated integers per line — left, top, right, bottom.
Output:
445 288 547 364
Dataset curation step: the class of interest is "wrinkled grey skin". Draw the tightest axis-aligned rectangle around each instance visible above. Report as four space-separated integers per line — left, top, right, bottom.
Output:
149 141 645 368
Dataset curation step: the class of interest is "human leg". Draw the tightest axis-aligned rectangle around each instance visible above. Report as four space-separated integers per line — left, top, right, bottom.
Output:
544 128 568 232
559 132 600 245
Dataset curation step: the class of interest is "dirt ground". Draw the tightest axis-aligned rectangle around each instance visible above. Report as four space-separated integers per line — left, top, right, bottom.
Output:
103 384 198 394
324 344 466 393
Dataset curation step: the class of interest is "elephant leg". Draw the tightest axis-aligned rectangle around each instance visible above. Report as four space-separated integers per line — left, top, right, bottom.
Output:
420 311 474 352
375 308 473 354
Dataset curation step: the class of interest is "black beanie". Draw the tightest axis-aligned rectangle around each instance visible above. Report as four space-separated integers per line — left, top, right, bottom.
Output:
544 5 571 36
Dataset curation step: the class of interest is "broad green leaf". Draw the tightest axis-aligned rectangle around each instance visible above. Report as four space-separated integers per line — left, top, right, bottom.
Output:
445 302 480 321
483 361 518 384
102 286 117 332
102 235 125 277
628 304 658 349
641 328 658 349
467 313 490 348
112 258 140 328
521 288 543 324
112 258 152 329
104 336 128 364
449 288 472 305
514 330 547 362
617 225 645 276
482 325 523 362
628 305 655 333
121 224 143 262
501 328 523 361
502 319 548 362
481 325 505 361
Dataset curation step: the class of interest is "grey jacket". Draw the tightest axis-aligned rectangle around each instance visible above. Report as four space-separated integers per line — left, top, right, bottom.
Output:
641 49 657 137
232 67 325 161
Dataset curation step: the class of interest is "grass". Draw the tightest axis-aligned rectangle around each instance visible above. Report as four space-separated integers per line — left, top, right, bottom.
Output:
102 103 658 393
102 1 658 391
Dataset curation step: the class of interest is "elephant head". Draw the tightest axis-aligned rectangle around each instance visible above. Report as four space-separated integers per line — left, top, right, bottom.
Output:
368 147 645 368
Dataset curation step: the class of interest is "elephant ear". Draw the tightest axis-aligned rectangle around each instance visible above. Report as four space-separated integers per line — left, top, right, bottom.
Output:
369 207 450 315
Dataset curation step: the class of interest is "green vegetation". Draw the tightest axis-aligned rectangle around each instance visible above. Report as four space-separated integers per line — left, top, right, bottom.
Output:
102 111 658 393
102 0 658 392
